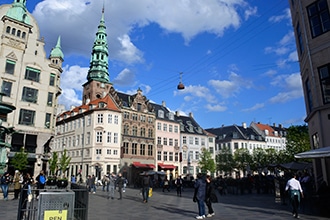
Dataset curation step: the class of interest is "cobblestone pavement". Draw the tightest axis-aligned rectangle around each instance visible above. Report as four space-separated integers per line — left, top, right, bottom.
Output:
0 186 329 220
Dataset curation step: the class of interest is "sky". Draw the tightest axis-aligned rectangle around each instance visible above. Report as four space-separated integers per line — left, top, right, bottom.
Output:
1 0 306 129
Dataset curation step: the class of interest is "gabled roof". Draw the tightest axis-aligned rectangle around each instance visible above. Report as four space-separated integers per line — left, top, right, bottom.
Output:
175 114 205 135
57 94 120 122
206 124 264 142
150 102 177 122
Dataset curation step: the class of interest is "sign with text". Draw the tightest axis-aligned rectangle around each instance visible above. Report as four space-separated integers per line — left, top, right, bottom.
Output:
44 210 67 220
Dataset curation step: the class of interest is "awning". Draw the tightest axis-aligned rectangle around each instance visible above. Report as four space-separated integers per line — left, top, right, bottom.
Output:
279 161 312 170
132 162 155 169
158 163 177 170
295 146 330 159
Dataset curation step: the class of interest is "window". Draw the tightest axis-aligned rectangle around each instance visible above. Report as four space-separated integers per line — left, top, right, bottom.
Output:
123 112 129 119
169 125 173 132
174 125 178 133
195 151 199 160
140 115 146 122
175 152 179 161
163 124 167 132
45 113 51 128
107 132 111 143
132 113 138 121
113 150 118 155
97 114 103 123
123 142 129 154
195 137 199 145
183 136 187 144
148 117 153 123
308 0 330 38
132 143 137 155
107 149 111 155
319 64 330 104
19 109 35 125
163 151 168 161
201 138 205 146
1 81 12 97
169 138 173 146
114 115 118 124
148 128 153 138
169 152 173 161
124 124 129 135
140 144 145 155
87 115 91 126
96 131 102 143
157 122 161 130
174 139 178 146
157 137 162 145
306 78 313 112
189 137 193 145
22 87 38 103
163 137 167 146
96 149 102 155
132 126 137 136
114 133 118 143
25 67 40 82
158 110 164 118
108 114 112 123
157 151 162 160
47 92 53 106
148 144 153 156
49 73 55 86
296 23 304 54
5 60 15 74
139 127 145 137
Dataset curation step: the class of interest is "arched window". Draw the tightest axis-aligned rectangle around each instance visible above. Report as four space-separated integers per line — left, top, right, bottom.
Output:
22 32 26 39
11 28 16 35
6 26 10 33
17 30 21 37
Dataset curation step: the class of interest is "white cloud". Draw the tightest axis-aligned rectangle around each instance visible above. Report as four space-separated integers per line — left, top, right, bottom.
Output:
269 73 303 103
113 68 136 86
268 8 291 23
208 72 252 98
206 104 227 112
241 103 265 112
174 84 217 104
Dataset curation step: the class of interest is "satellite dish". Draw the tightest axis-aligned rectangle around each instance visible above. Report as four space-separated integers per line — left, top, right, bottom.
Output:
177 72 185 90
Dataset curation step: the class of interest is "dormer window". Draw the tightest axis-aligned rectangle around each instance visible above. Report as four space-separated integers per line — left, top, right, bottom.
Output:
158 110 164 118
89 104 93 110
264 129 269 135
169 112 174 120
98 102 105 108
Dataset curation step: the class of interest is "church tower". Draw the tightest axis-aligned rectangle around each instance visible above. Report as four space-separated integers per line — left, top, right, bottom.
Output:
82 7 112 104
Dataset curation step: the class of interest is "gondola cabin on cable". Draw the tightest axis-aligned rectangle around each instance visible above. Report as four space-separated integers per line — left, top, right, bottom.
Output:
177 72 185 90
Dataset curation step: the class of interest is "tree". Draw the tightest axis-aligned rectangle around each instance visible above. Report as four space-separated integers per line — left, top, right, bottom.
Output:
11 147 28 171
233 148 252 175
285 125 310 162
198 148 216 174
48 152 58 176
251 148 267 171
216 147 235 176
59 149 71 178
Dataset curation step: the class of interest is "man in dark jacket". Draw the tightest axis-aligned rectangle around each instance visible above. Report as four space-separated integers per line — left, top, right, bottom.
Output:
205 175 215 217
193 173 206 219
115 172 124 200
0 172 10 200
35 170 46 199
141 173 152 203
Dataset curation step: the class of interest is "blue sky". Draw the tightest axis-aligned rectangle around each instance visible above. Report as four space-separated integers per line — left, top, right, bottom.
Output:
2 0 306 129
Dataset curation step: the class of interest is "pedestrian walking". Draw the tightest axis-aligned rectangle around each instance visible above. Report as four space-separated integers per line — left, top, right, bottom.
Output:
175 175 183 196
141 173 153 203
285 172 304 219
19 173 34 220
193 173 206 219
87 175 96 193
107 172 116 199
162 176 170 192
35 170 46 199
0 172 10 200
115 172 124 200
13 170 23 200
205 175 215 217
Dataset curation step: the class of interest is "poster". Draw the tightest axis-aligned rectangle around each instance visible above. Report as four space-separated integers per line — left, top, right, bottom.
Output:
44 210 67 220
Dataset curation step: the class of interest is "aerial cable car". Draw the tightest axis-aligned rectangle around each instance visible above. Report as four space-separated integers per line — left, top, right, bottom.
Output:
177 72 185 90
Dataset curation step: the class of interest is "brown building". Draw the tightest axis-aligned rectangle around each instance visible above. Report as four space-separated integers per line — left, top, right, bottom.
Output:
289 0 330 188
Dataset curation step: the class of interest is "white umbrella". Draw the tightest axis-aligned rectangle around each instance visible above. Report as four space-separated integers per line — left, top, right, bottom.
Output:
295 146 330 159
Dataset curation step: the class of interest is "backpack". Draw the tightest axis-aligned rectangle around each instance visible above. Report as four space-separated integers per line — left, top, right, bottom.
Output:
1 175 6 184
143 176 149 186
39 175 46 184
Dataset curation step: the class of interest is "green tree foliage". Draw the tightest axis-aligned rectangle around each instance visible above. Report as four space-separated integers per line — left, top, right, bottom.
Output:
48 152 58 176
216 147 235 175
284 125 310 162
11 147 28 171
233 148 252 171
59 149 71 178
198 148 216 174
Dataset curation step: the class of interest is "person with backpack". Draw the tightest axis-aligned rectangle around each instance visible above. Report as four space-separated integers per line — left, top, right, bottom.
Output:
35 170 46 199
141 173 153 203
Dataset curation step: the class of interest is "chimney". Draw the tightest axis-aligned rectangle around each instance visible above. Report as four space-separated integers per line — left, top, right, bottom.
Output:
162 101 166 107
273 123 276 127
242 122 247 129
176 111 180 117
279 124 282 128
189 112 193 118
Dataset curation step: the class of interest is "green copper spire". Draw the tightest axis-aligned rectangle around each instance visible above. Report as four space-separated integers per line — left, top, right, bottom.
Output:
87 6 110 83
6 0 30 25
50 36 64 59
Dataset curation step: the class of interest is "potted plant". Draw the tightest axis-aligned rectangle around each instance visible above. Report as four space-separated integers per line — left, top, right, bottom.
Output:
47 152 58 186
57 149 71 188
